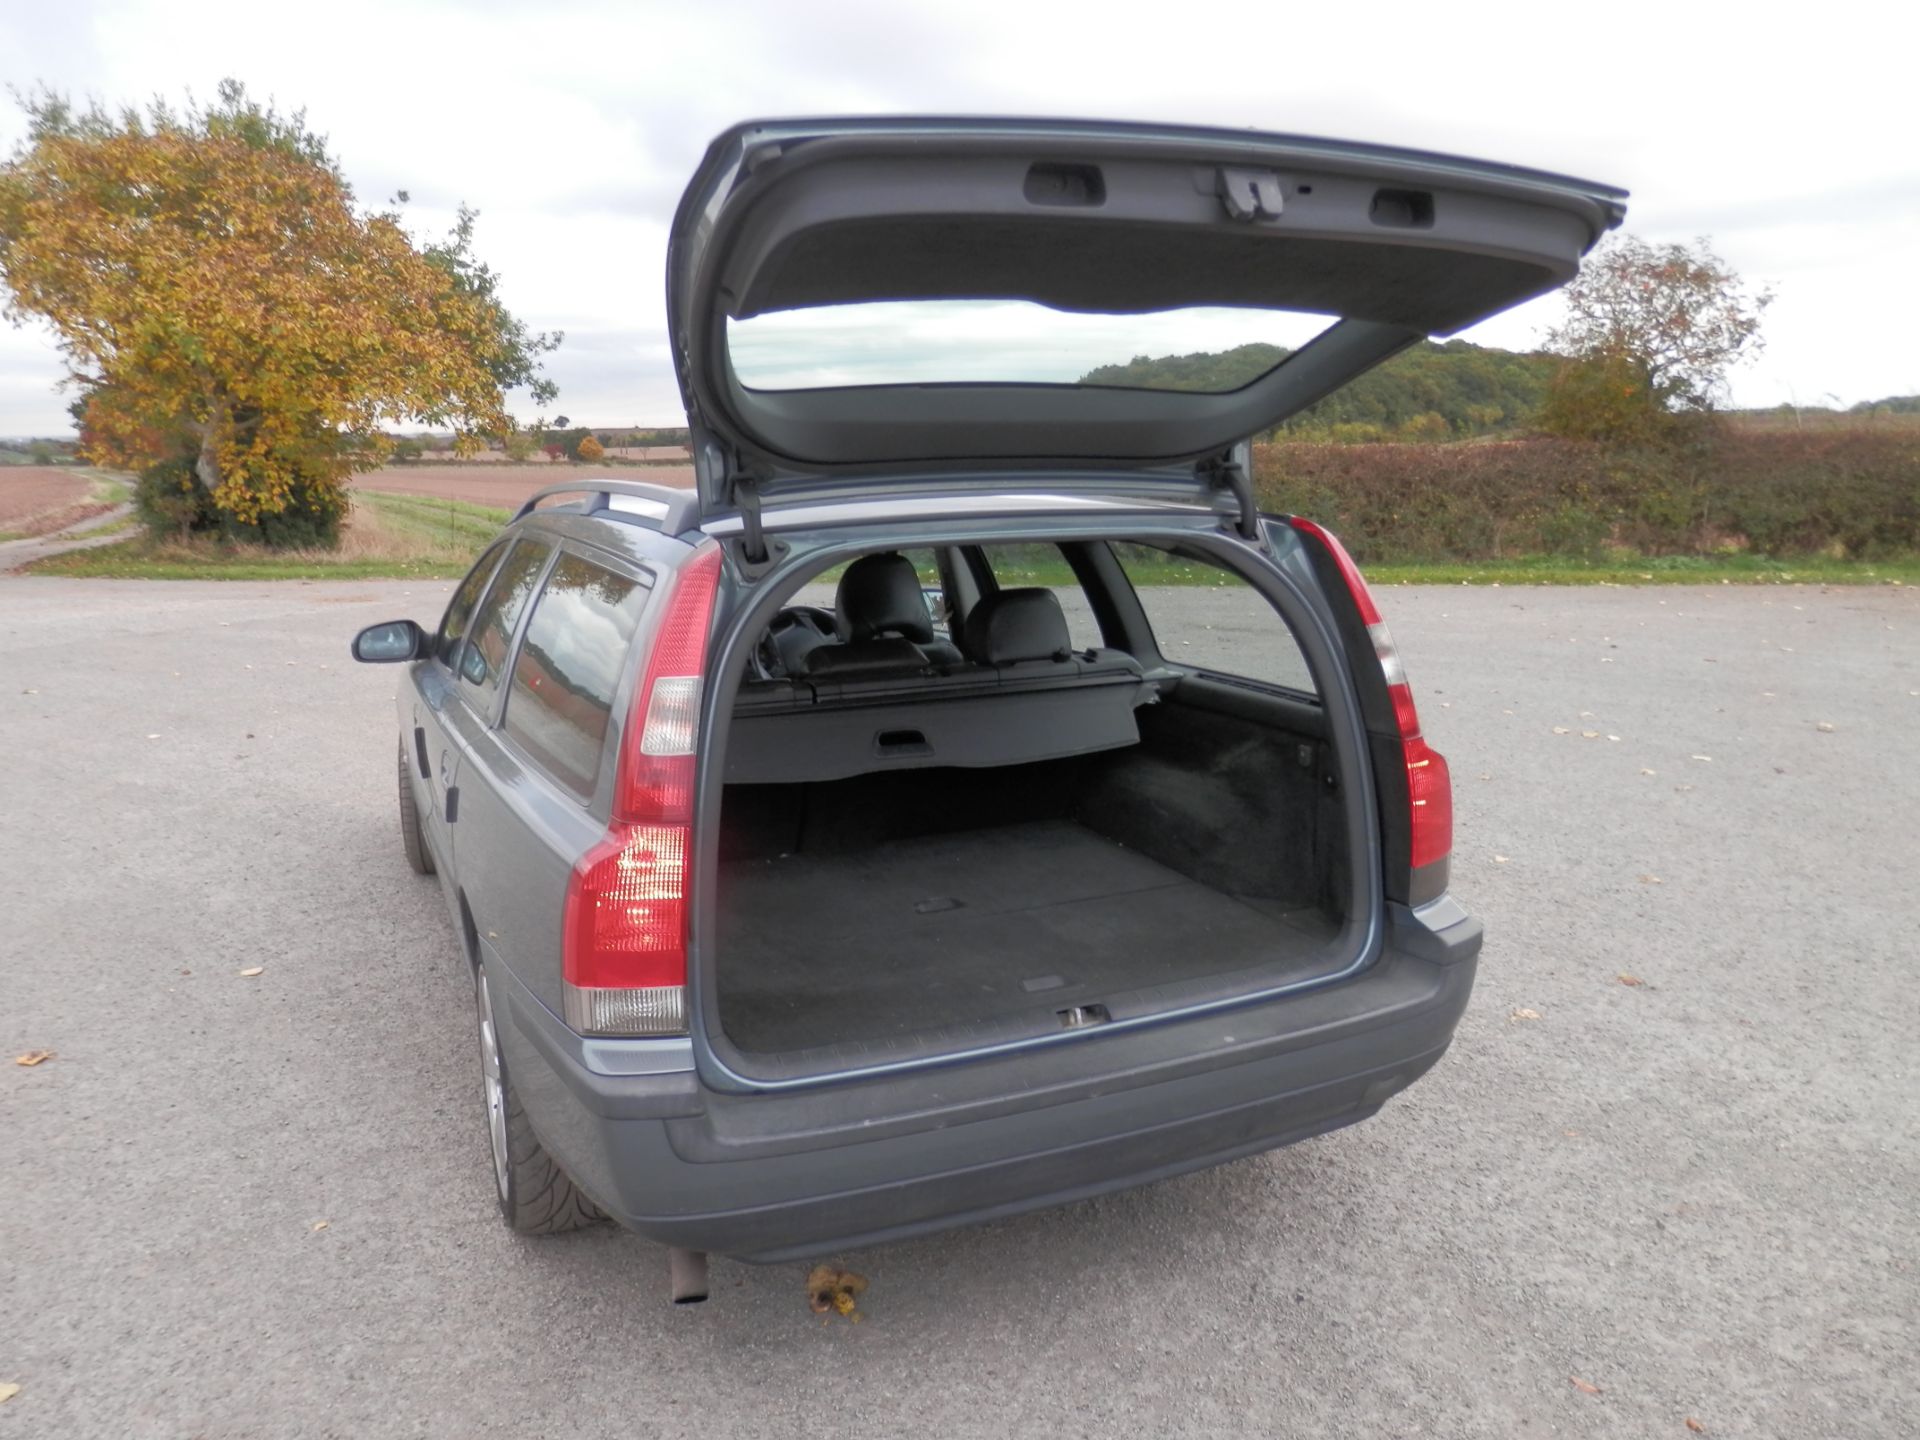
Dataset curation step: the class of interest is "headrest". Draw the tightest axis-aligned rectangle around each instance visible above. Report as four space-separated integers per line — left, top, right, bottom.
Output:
835 553 933 644
964 588 1073 664
803 637 929 678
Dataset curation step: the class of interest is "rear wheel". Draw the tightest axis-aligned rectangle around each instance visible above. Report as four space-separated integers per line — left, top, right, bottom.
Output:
397 741 435 876
474 966 604 1234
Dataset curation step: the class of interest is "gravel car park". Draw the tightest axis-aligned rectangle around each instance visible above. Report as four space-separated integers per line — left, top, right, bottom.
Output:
3 575 1915 1435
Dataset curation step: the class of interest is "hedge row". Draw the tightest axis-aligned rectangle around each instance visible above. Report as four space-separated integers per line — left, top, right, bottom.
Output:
1251 428 1920 562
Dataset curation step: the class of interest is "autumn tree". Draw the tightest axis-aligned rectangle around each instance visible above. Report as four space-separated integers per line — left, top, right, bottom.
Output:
0 80 559 544
575 434 605 462
1540 235 1770 441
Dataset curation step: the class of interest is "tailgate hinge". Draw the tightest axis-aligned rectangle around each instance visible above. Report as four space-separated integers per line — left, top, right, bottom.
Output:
731 474 768 565
1200 442 1262 543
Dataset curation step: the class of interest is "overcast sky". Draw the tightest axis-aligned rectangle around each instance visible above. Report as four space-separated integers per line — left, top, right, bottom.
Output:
2 0 1915 436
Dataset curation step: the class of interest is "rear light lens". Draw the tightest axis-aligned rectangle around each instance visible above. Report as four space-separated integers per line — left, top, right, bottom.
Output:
562 544 722 1035
1290 519 1453 881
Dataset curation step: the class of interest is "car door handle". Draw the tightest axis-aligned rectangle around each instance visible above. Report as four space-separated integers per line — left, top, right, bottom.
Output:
444 786 459 824
413 727 431 779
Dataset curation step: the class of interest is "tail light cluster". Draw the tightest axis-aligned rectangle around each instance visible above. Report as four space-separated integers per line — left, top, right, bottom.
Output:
561 544 722 1036
1290 520 1453 879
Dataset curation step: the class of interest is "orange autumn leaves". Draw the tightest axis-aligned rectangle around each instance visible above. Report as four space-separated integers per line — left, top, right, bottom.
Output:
0 85 538 527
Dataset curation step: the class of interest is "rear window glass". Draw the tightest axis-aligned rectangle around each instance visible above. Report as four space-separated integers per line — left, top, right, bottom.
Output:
1113 543 1316 694
728 301 1333 392
503 553 652 798
458 540 550 705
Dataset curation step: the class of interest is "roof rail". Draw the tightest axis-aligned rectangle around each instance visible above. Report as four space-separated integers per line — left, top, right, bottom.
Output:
512 478 701 534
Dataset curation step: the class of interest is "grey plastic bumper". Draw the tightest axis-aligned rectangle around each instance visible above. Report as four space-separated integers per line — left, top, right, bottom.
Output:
491 903 1480 1262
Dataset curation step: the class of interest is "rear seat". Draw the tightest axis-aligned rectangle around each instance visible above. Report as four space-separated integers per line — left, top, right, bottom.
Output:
961 587 1142 686
728 587 1152 783
800 587 1144 706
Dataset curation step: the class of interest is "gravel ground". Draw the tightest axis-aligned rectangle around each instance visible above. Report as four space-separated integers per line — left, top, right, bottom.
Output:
2 575 1915 1438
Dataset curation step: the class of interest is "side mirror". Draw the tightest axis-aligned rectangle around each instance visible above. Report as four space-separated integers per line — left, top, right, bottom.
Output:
351 619 427 663
921 585 949 633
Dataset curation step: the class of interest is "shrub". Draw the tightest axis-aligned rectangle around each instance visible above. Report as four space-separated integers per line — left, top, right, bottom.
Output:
135 453 345 547
1253 426 1920 563
575 434 605 462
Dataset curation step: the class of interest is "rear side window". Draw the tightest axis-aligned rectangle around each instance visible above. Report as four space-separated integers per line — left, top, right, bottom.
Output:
503 552 653 798
1113 543 1316 694
436 541 508 666
458 540 551 706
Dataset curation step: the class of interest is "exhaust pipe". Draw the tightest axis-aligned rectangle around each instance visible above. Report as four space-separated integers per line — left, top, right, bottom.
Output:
668 1247 709 1304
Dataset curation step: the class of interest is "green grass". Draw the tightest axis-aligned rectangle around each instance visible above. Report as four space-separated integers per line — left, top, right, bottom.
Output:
26 488 511 580
24 490 1918 589
351 489 510 547
1358 553 1920 587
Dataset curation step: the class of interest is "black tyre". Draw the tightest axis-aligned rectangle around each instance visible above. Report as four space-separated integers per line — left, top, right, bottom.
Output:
475 967 605 1235
397 741 435 876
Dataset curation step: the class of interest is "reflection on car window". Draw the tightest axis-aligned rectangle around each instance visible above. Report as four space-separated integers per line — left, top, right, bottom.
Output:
459 540 550 704
503 554 652 798
1113 543 1316 694
436 541 508 666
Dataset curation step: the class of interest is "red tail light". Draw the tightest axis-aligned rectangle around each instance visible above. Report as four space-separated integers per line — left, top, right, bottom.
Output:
1290 519 1453 876
563 544 722 1035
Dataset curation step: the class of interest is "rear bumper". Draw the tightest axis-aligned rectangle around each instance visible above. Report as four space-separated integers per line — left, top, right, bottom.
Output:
491 901 1480 1262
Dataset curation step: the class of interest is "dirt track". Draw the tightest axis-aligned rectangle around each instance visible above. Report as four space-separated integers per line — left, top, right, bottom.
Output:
351 462 695 511
0 467 95 534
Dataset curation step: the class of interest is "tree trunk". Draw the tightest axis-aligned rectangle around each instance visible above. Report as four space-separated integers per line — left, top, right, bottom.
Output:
194 429 222 496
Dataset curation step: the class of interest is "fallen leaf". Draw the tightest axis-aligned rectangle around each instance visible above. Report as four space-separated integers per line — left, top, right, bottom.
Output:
0 1382 17 1404
1510 1008 1541 1022
145 733 161 740
1570 1376 1601 1395
806 1264 869 1321
1815 721 1835 733
1607 734 1621 742
14 1050 54 1066
238 967 264 978
1493 855 1510 864
1617 974 1645 987
1686 1419 1706 1433
311 1220 329 1232
1640 768 1657 776
1551 726 1570 735
1581 730 1600 739
1639 874 1662 884
1690 754 1712 763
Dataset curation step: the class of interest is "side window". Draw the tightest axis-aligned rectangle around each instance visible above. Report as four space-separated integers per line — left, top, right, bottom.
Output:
1112 543 1317 694
975 544 1102 652
436 541 508 666
897 548 950 640
502 553 652 798
457 540 550 706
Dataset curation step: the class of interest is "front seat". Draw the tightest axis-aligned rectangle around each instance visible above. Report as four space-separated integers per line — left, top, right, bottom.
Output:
806 552 965 675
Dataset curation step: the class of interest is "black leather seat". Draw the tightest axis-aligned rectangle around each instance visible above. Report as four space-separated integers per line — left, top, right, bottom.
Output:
804 552 964 677
964 588 1075 667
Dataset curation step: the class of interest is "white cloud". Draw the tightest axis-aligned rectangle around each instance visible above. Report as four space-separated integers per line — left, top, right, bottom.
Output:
2 0 1915 434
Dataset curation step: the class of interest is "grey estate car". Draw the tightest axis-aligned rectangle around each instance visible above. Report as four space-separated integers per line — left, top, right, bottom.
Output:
354 117 1625 1300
